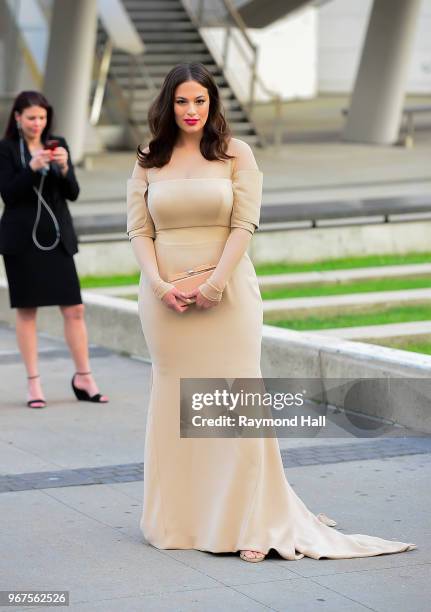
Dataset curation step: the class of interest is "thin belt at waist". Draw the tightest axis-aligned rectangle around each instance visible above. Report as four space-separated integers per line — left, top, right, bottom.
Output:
155 225 230 246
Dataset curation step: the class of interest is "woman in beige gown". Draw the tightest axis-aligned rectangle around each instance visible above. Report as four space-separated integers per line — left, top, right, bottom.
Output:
126 63 416 562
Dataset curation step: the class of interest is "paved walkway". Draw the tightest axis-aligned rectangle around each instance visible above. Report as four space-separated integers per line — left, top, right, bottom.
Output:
73 137 431 213
0 323 430 611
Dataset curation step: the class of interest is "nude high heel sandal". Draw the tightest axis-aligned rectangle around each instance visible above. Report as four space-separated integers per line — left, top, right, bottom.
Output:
239 550 266 563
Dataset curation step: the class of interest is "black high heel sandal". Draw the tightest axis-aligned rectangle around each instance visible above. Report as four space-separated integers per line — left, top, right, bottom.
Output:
71 371 108 403
27 374 47 409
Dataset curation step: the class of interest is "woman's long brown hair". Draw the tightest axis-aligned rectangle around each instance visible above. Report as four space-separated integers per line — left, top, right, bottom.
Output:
137 63 233 168
4 90 54 142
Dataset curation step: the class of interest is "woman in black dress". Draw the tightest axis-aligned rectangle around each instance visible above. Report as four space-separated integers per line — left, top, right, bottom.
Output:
0 91 108 408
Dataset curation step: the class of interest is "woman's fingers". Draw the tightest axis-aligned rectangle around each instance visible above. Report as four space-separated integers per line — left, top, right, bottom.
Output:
195 290 219 310
30 150 51 171
176 291 193 304
169 300 188 313
35 150 50 163
51 146 68 163
162 290 190 313
172 288 196 305
182 289 199 299
162 287 219 312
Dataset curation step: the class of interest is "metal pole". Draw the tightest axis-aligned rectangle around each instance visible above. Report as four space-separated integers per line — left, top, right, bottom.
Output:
90 37 113 126
273 95 282 150
248 45 258 115
222 26 231 70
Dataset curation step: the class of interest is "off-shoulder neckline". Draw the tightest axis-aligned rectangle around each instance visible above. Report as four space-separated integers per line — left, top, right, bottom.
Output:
128 170 262 186
148 177 233 186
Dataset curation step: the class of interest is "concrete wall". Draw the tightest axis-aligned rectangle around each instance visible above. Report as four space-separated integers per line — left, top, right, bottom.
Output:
1 279 430 432
318 0 431 94
201 0 431 102
1 218 430 280
249 219 431 265
200 8 317 103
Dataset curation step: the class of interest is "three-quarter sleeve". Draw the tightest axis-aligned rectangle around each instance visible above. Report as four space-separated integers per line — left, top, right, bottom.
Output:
126 177 155 240
230 168 263 234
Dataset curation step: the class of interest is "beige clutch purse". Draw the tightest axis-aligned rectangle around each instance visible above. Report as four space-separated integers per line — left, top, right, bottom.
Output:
168 264 217 294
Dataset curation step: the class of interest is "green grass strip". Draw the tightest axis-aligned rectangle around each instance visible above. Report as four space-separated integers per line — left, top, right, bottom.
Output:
392 341 431 356
268 304 431 331
261 275 431 300
80 273 140 288
254 252 431 276
80 252 431 289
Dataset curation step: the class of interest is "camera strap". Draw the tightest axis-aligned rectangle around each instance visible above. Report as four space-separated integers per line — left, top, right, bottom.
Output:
20 135 61 251
32 174 61 251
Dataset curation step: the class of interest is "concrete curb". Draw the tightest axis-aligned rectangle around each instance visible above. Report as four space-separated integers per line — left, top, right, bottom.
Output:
314 320 431 343
258 263 431 290
263 287 431 320
82 262 431 295
1 280 430 432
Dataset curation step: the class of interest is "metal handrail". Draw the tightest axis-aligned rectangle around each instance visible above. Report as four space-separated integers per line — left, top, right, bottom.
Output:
91 35 150 146
90 38 114 125
222 0 281 114
92 21 157 133
184 0 283 147
126 51 158 111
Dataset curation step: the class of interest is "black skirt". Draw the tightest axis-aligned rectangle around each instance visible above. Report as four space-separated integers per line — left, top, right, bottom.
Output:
3 241 82 308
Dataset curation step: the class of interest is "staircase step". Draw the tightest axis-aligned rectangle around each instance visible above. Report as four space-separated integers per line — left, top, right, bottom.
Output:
124 10 188 20
223 110 248 120
135 31 202 41
238 134 260 145
128 86 235 100
225 122 256 134
133 21 196 31
98 0 260 148
111 53 214 66
124 0 183 7
115 73 227 87
145 54 214 65
112 64 219 78
144 42 207 52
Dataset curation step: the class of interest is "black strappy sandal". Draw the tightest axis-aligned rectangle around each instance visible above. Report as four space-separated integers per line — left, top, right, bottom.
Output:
71 371 108 403
26 375 47 409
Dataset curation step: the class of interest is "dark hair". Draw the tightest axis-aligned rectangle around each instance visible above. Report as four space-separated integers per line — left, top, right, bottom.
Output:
4 90 53 141
137 63 233 168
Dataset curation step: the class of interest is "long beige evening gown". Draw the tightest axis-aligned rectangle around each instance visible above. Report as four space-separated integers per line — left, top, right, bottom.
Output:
126 143 416 560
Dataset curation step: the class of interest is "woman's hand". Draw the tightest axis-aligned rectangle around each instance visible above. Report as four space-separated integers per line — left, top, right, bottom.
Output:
182 287 221 310
161 286 193 313
29 149 51 172
51 146 69 174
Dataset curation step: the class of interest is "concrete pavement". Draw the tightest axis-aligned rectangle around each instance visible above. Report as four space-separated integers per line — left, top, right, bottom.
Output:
0 323 430 611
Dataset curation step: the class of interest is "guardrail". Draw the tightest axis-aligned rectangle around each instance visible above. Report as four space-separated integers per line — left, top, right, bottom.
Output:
342 105 431 147
70 194 431 239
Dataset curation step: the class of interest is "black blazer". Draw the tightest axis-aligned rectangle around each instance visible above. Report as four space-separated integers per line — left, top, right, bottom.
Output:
0 136 80 255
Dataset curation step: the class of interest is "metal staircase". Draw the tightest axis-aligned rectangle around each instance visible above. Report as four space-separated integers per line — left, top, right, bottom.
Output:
99 0 261 146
